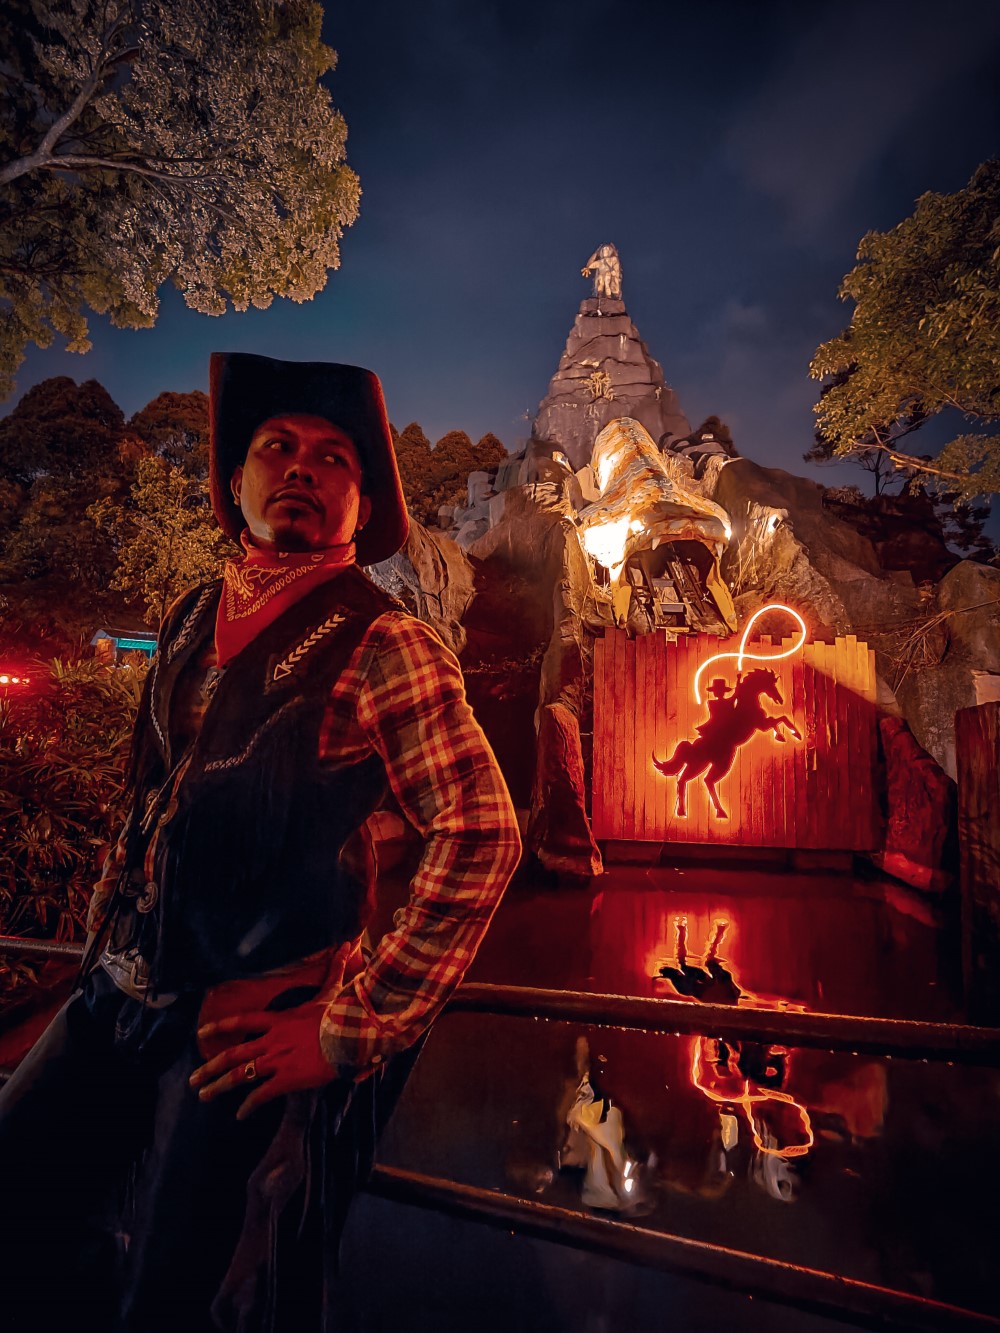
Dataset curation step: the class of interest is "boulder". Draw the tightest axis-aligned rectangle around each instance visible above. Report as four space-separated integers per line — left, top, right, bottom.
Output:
493 454 525 493
873 716 956 893
368 520 475 656
453 517 490 548
895 562 1000 778
821 491 957 585
706 456 924 719
940 561 1000 668
533 297 689 470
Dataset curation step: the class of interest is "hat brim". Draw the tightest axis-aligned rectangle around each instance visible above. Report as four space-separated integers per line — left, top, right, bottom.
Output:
209 353 409 565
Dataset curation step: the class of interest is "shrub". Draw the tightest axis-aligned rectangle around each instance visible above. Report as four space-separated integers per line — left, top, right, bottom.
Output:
0 658 143 1004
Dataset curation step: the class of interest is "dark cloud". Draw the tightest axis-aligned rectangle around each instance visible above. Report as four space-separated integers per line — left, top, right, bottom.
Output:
726 0 1000 237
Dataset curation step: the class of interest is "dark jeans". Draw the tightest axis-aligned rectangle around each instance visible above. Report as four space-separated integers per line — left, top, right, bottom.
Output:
0 969 303 1333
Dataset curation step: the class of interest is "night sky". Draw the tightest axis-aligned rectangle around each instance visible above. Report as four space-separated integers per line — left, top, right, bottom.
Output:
8 0 1000 496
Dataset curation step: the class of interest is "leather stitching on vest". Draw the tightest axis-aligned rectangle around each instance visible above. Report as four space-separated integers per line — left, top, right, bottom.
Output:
202 697 309 772
167 586 215 662
148 654 167 754
271 613 347 682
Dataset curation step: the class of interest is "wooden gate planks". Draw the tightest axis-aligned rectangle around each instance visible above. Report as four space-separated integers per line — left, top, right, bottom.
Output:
593 629 879 850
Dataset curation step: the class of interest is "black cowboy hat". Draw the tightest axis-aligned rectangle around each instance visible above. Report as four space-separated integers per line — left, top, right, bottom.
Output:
706 678 732 697
209 352 409 565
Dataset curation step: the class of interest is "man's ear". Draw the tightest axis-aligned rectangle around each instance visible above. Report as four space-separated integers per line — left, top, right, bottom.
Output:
230 466 243 505
356 494 372 532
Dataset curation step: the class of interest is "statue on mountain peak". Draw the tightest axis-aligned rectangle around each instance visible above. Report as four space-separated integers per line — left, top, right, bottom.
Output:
581 243 622 300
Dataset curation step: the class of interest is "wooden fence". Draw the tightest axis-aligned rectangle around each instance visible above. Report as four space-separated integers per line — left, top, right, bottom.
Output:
592 629 879 849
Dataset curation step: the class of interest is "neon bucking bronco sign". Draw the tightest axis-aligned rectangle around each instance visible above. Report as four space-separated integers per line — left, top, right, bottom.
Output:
652 605 807 820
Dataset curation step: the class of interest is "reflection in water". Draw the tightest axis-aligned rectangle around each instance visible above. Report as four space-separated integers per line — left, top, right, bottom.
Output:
656 917 742 1002
691 1039 812 1202
653 915 877 1201
409 863 992 1311
558 1037 650 1214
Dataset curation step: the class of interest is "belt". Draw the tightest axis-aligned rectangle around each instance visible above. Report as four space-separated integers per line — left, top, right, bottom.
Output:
99 947 180 1008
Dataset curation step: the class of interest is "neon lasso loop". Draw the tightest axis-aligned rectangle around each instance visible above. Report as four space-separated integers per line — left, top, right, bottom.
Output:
692 603 807 705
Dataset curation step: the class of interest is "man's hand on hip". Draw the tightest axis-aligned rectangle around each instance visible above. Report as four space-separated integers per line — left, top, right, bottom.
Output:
190 1003 338 1119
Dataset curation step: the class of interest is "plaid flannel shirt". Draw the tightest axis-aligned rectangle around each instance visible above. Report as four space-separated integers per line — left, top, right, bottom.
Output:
89 610 521 1079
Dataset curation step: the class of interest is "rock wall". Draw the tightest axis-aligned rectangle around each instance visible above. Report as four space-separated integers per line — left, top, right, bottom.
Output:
874 716 956 892
533 298 690 470
710 458 924 637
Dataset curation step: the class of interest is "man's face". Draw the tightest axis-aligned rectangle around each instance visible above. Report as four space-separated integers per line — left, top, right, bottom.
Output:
230 414 372 553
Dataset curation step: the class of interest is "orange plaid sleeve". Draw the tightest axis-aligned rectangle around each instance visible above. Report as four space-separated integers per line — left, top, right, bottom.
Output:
318 613 521 1076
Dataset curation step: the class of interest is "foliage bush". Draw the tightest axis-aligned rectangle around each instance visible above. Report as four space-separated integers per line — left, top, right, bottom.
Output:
0 658 143 1004
88 456 230 625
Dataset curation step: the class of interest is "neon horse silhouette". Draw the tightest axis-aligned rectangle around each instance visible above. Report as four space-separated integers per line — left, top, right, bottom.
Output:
652 667 801 819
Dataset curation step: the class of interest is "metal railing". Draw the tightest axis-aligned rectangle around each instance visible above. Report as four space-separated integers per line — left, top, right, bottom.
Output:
0 934 84 962
446 982 1000 1065
368 1165 1000 1333
4 939 999 1064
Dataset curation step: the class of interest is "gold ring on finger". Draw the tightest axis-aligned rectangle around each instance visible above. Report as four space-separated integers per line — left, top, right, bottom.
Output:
243 1060 257 1082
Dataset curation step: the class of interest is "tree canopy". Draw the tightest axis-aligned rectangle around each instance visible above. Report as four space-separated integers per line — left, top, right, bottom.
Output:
391 423 507 524
129 389 209 474
0 0 359 398
810 159 1000 501
0 374 125 485
0 376 128 589
0 375 511 641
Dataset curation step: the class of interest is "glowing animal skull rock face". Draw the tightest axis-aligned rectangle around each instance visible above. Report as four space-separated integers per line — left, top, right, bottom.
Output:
576 417 733 582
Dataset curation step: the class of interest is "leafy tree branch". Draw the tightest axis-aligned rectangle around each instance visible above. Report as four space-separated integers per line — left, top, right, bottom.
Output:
0 0 360 397
809 159 1000 503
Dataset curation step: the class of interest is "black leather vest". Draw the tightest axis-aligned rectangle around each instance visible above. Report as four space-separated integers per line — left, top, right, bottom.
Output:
119 568 402 992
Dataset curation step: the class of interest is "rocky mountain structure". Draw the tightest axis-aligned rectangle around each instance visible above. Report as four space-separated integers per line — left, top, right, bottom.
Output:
381 449 998 881
533 245 689 469
374 246 998 884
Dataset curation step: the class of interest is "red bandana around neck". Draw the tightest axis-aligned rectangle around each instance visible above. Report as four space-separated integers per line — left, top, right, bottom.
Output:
215 531 356 666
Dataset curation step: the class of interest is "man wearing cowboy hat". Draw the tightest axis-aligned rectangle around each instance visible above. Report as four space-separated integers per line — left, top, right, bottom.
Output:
0 353 521 1330
697 677 736 733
